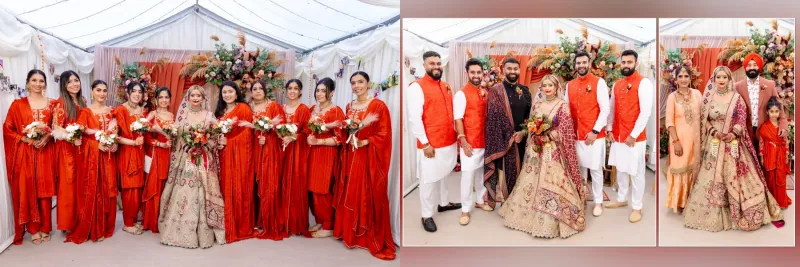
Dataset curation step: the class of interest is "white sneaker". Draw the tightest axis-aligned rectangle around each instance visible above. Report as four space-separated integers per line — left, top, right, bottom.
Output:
592 205 603 217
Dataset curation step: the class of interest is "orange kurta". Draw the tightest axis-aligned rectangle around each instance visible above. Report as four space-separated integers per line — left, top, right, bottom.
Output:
308 105 346 231
759 121 792 209
3 97 58 245
253 101 287 240
219 103 255 243
282 104 312 237
65 109 118 244
112 106 148 227
52 98 81 231
141 116 173 233
333 100 395 260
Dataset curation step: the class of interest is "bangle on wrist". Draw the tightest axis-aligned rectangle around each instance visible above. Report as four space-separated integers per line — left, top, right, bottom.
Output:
457 134 466 139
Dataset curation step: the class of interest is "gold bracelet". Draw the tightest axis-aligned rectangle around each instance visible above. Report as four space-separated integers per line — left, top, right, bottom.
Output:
457 134 466 139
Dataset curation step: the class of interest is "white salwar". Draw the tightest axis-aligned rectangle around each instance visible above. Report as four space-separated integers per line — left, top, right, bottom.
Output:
606 78 653 210
564 79 610 204
453 91 486 213
407 82 458 218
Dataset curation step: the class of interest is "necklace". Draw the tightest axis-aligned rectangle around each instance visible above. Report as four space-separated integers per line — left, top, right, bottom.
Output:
189 106 202 112
716 87 730 96
545 95 558 102
676 88 691 101
356 97 371 104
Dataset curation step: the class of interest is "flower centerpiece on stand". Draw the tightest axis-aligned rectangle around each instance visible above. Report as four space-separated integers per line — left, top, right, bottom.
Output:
529 25 624 87
112 48 169 105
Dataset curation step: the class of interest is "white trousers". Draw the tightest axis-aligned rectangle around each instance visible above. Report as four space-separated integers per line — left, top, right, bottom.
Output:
580 167 605 204
616 171 645 210
460 166 486 213
419 178 450 218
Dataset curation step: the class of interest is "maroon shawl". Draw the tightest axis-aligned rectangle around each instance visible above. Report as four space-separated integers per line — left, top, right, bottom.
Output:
483 83 520 203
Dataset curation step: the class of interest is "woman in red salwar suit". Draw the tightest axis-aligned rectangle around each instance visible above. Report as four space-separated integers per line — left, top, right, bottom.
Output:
112 82 149 235
65 80 120 244
52 71 86 234
759 97 793 209
248 80 287 240
334 71 395 260
280 79 312 238
306 77 345 238
141 87 174 233
215 81 255 243
3 70 58 245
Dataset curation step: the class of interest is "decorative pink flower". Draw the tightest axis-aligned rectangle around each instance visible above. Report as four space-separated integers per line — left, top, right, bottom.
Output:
125 80 131 86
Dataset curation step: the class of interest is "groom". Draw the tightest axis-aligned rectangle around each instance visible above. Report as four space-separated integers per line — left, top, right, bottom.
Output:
604 50 653 223
735 52 787 153
564 51 610 217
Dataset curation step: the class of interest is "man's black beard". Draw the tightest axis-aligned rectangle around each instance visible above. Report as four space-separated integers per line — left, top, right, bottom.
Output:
506 74 519 83
746 70 760 79
470 78 481 86
577 67 588 76
427 69 442 80
621 67 635 76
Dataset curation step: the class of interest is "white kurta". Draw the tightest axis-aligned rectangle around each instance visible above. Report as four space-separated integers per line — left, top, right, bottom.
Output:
606 77 653 176
564 78 610 171
407 82 458 184
453 90 485 172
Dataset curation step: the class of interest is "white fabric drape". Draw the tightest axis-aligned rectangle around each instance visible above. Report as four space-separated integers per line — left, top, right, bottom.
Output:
357 0 401 8
0 8 95 253
401 31 450 197
294 21 401 244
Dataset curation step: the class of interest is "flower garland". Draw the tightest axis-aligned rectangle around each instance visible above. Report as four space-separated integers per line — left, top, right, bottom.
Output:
180 32 286 96
659 41 706 92
37 33 44 71
309 52 315 103
529 25 623 86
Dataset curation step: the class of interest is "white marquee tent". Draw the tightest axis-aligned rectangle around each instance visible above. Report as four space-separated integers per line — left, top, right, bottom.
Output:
402 18 658 196
0 0 400 254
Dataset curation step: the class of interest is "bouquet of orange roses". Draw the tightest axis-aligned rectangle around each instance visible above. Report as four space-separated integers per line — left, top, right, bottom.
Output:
520 114 553 153
181 125 212 166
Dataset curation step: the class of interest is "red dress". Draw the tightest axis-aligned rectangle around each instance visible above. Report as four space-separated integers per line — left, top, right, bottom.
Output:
281 103 311 237
65 109 118 244
3 97 58 245
52 98 81 231
218 103 255 243
758 121 792 208
253 101 288 240
141 115 173 233
334 100 395 260
112 106 148 228
307 105 345 231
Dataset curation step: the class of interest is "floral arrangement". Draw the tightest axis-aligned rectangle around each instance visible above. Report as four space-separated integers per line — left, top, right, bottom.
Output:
529 26 624 86
659 40 706 92
659 125 670 158
113 48 169 104
95 131 119 146
307 115 328 135
130 118 151 135
65 123 83 143
161 122 178 138
213 118 235 135
180 32 286 96
344 113 378 151
180 125 211 165
789 119 795 166
24 121 51 140
719 20 795 91
466 45 505 89
254 116 277 132
520 114 553 154
276 123 298 151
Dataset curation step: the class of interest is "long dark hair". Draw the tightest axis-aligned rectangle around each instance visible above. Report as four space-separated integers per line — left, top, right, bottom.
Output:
59 70 86 120
215 80 246 118
315 77 335 102
26 69 47 92
153 86 171 109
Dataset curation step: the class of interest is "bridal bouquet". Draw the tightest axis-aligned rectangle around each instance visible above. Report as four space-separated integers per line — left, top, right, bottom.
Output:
65 123 84 143
307 115 328 135
24 121 52 140
213 118 235 135
276 123 298 151
161 122 178 138
130 118 151 135
181 125 212 165
344 113 378 151
95 131 119 146
521 114 554 154
254 116 277 132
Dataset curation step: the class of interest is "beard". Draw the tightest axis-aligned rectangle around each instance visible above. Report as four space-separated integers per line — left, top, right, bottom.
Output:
506 74 519 83
746 69 760 79
577 67 589 76
621 67 635 76
470 78 481 86
427 69 442 80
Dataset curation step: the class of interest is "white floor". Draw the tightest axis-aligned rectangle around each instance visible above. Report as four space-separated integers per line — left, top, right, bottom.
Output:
658 158 796 247
0 209 400 267
402 169 657 247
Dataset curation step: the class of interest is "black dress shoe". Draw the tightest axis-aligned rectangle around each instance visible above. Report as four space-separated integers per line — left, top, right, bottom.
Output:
422 218 437 232
438 202 462 212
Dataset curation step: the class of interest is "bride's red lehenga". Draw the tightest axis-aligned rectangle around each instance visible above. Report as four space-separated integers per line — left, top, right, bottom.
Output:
333 99 395 260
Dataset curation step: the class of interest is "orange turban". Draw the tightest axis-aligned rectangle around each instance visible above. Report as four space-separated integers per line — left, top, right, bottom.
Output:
744 52 764 70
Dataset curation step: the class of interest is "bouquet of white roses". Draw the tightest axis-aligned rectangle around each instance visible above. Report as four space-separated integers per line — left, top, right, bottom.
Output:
65 123 84 143
95 131 119 146
24 121 51 140
276 123 298 151
254 116 276 132
213 118 235 135
130 118 151 135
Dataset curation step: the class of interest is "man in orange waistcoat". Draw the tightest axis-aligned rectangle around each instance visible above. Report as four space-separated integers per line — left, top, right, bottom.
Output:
735 52 788 154
604 50 653 223
564 51 610 217
454 58 491 226
408 51 462 232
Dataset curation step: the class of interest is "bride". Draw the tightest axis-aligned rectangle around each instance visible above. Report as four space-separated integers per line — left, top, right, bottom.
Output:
159 85 226 248
499 75 586 238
